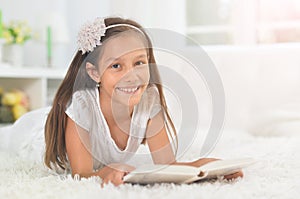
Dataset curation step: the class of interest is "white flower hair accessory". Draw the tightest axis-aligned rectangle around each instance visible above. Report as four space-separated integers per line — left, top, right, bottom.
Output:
77 17 146 54
77 18 106 54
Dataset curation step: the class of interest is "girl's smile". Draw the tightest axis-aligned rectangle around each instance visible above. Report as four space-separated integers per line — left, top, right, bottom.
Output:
116 85 141 95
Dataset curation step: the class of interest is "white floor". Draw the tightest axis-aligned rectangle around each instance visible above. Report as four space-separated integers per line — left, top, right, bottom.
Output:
0 129 299 199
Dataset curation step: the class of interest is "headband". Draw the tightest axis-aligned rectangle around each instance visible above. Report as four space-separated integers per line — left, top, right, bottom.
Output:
77 18 145 54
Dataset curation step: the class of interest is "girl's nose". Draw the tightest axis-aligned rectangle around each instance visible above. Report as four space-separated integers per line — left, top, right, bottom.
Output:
122 67 139 83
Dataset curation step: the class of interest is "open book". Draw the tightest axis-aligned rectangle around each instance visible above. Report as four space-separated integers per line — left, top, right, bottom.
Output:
124 158 256 184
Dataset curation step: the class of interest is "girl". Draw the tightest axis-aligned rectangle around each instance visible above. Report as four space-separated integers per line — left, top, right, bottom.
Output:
1 17 242 186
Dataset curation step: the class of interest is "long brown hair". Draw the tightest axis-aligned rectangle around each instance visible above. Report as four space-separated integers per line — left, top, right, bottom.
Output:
44 17 178 170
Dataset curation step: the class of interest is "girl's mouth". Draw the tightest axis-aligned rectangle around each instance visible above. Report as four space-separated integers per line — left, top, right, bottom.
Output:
116 86 141 94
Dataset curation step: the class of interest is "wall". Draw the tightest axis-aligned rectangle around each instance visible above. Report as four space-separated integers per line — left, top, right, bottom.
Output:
110 0 186 34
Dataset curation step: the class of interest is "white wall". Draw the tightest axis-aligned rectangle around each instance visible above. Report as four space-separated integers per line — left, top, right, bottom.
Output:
111 0 186 34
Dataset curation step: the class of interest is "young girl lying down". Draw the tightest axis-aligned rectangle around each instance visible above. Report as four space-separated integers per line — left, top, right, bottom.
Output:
0 16 243 186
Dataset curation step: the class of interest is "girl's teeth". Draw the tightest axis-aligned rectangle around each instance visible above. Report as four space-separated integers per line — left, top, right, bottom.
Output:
118 87 138 93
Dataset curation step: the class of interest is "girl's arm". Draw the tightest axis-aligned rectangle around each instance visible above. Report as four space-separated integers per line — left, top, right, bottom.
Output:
146 112 243 179
145 111 176 164
65 116 134 186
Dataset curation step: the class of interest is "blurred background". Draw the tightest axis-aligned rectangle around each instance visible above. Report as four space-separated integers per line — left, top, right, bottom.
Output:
0 0 299 132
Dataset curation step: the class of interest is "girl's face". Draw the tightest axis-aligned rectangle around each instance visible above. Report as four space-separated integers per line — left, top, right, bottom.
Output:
98 33 150 107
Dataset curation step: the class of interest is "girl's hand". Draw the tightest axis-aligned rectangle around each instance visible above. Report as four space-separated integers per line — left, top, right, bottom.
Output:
190 158 244 180
97 163 135 187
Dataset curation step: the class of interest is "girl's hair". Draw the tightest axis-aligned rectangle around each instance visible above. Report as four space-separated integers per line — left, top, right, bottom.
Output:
44 17 178 170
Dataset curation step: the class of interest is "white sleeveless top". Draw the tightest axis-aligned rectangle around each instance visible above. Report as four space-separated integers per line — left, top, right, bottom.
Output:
65 85 161 171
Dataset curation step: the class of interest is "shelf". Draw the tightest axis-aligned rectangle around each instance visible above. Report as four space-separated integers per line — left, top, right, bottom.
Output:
0 65 66 79
0 63 66 110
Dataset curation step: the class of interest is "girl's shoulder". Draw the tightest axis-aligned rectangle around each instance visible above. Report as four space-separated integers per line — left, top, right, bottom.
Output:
65 89 97 131
72 88 97 99
68 88 97 107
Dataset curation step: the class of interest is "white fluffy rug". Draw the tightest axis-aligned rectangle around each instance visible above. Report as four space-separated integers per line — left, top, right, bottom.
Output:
0 129 299 199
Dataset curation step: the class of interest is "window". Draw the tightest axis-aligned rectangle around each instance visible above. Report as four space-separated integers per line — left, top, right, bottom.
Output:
186 0 300 45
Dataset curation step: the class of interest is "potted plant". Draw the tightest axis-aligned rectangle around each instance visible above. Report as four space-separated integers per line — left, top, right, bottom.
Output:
2 20 32 66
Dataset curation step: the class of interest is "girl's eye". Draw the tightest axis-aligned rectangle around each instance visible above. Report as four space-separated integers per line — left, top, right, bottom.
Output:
111 64 121 69
135 61 145 66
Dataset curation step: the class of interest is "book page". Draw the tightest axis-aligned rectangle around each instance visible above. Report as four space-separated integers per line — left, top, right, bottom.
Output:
198 158 256 178
123 164 199 184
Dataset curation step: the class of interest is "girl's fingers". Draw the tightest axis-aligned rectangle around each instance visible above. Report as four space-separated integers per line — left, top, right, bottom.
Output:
224 171 244 180
101 171 126 187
